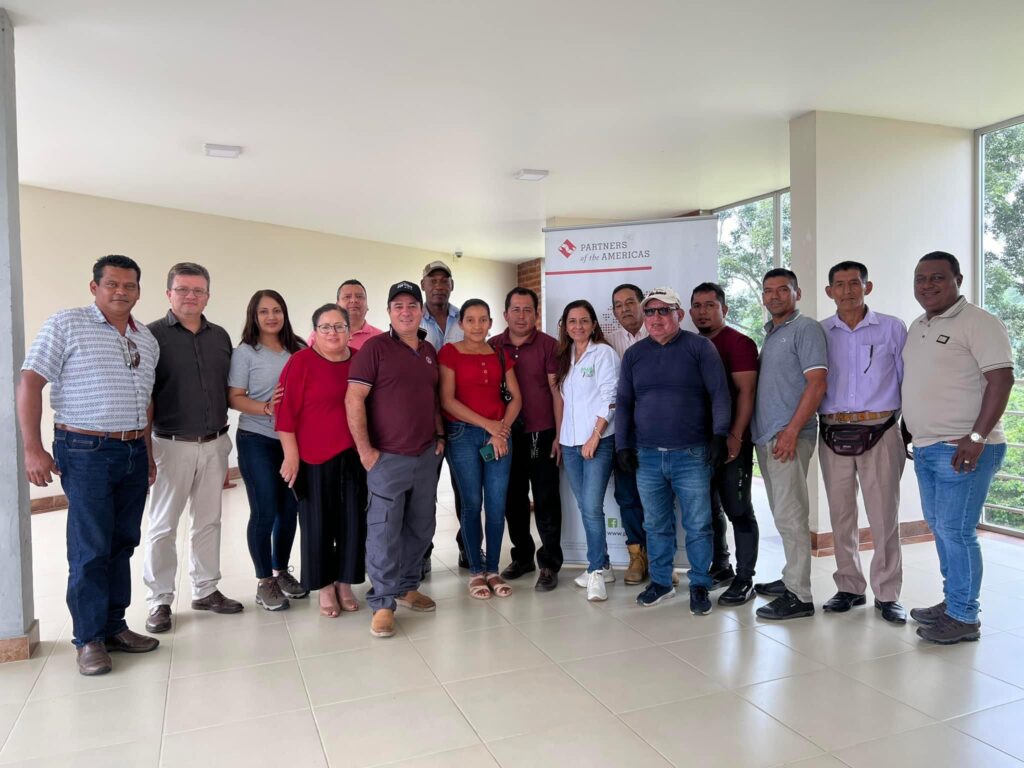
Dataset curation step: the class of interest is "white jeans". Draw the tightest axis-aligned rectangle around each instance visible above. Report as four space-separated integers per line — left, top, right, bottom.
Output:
144 433 231 606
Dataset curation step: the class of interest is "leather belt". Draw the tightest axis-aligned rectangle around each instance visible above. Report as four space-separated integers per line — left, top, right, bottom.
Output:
56 424 145 441
153 426 229 443
826 410 894 424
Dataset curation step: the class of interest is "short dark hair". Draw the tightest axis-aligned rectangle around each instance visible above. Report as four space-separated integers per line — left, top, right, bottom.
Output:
763 268 799 289
459 298 491 321
918 251 961 277
311 303 349 329
337 279 366 301
690 282 726 306
93 255 141 284
166 262 211 290
828 261 869 284
612 283 644 302
505 287 538 312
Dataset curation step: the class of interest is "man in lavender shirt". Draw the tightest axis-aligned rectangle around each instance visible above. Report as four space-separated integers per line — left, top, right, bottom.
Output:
819 261 908 624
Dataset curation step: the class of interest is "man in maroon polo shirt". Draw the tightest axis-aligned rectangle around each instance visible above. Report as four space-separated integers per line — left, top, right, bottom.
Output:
346 281 446 638
490 287 564 591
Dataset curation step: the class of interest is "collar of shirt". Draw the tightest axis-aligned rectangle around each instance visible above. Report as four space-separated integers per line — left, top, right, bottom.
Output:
89 302 139 332
165 308 210 332
495 328 537 348
389 325 428 341
353 322 383 336
763 309 801 336
823 307 879 333
934 295 968 321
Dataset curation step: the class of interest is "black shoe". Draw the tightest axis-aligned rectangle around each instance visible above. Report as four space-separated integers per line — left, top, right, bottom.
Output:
534 567 558 592
756 590 815 621
718 578 755 606
457 551 470 570
710 564 736 591
753 579 786 597
636 582 676 608
875 599 907 624
500 560 536 580
689 586 712 615
916 612 981 644
910 601 946 625
420 555 432 580
822 591 866 613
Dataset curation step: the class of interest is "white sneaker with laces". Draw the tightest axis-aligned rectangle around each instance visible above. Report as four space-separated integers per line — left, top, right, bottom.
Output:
586 570 608 602
574 567 615 588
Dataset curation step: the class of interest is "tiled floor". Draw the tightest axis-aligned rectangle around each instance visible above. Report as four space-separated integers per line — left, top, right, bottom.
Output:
4 471 1024 767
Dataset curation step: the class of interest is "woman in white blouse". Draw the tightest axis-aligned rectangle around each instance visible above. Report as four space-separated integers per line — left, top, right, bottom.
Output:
555 299 620 603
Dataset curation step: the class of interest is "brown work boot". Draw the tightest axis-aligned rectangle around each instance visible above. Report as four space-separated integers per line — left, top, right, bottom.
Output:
370 608 396 638
624 544 649 585
76 641 113 676
105 628 160 654
396 590 436 612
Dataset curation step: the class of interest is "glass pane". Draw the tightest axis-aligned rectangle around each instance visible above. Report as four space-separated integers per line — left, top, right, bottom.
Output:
980 121 1024 533
780 191 791 268
717 197 774 346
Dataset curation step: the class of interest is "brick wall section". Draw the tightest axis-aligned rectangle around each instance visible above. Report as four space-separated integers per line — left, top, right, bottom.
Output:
516 258 544 327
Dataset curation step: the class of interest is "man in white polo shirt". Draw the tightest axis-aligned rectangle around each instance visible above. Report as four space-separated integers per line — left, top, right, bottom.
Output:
902 251 1014 645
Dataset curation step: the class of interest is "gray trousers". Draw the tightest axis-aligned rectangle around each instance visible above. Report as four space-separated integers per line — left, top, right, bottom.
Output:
756 437 816 602
365 447 443 612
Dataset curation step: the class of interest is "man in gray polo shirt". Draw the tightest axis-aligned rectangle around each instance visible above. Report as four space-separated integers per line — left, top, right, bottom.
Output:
751 268 828 621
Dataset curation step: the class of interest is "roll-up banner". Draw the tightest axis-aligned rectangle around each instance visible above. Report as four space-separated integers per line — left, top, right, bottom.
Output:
543 216 719 566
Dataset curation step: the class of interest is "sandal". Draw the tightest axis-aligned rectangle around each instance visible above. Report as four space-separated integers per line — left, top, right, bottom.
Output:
486 573 512 598
336 583 360 612
469 574 491 600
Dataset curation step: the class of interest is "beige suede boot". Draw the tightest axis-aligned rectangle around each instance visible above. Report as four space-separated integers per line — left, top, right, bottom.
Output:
624 544 649 585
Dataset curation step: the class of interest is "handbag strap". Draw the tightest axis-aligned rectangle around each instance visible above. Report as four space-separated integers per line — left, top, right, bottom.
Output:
496 345 509 390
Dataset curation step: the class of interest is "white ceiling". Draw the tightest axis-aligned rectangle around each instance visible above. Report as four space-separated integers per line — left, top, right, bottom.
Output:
8 1 1024 262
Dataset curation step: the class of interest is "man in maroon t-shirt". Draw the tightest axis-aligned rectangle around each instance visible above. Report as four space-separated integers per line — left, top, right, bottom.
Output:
690 282 760 606
347 281 446 639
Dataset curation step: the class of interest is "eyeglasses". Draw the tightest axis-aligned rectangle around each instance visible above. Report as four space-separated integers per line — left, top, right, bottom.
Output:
642 306 677 317
120 336 140 369
316 323 349 334
171 287 209 297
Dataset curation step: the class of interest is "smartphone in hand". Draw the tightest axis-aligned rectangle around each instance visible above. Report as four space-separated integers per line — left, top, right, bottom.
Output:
479 443 497 462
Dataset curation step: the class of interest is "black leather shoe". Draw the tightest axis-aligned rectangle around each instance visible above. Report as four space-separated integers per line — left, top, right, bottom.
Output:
500 561 536 580
875 599 908 624
710 564 736 591
534 568 558 591
457 551 470 569
823 591 866 613
105 628 160 653
145 604 172 634
76 641 112 676
756 590 815 621
753 579 786 596
718 578 755 606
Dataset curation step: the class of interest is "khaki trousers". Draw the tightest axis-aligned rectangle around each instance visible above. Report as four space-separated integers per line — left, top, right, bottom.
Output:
756 437 816 602
144 433 231 606
819 420 905 601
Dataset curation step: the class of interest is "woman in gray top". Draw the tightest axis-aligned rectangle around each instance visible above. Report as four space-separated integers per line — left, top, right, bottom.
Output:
228 290 307 611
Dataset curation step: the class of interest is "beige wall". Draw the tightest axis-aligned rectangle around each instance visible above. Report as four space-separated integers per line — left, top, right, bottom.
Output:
20 185 517 498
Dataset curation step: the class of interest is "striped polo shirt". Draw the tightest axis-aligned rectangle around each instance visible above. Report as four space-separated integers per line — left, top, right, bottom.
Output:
22 304 159 431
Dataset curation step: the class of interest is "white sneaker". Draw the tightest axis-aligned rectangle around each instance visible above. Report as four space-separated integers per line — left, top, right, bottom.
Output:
587 570 608 602
574 567 615 588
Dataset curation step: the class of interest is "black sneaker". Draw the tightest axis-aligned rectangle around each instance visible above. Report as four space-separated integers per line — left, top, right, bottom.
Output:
637 582 676 608
916 612 980 645
756 590 815 621
689 586 712 615
710 564 736 591
753 578 787 596
718 578 755 606
910 601 947 625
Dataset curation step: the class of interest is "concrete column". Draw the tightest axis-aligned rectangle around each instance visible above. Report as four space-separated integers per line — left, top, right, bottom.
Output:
0 8 37 663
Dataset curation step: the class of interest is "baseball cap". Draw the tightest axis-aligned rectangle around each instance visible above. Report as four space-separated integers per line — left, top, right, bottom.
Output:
421 260 453 278
639 287 683 309
387 281 423 304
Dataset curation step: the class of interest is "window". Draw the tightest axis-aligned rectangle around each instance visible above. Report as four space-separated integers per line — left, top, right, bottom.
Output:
978 117 1024 534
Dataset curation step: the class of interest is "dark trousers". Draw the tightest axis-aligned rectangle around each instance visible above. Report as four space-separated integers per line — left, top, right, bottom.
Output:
297 448 367 590
710 440 759 579
613 462 646 547
505 427 563 571
54 430 149 647
236 430 298 579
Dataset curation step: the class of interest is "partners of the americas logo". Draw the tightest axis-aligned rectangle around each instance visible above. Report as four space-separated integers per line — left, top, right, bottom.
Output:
558 239 576 259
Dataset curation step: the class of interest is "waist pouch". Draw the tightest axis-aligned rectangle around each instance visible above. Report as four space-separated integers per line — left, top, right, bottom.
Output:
820 413 897 457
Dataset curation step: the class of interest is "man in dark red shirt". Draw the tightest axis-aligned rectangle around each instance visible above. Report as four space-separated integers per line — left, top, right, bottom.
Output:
347 281 446 639
690 282 760 606
490 287 564 590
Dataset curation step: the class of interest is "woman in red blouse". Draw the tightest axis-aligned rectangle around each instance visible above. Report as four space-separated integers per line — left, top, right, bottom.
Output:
439 299 522 599
277 303 366 617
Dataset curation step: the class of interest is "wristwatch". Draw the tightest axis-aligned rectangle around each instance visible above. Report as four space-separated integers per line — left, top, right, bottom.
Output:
969 432 988 444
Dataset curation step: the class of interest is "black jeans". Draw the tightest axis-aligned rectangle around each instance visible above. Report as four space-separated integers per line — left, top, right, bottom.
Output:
236 430 298 579
505 427 563 571
710 440 759 580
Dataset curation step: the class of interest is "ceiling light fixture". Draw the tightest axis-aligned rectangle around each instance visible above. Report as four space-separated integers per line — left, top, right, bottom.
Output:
203 143 243 159
514 168 548 181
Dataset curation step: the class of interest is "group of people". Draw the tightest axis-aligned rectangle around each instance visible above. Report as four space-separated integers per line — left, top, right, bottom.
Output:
16 249 1013 678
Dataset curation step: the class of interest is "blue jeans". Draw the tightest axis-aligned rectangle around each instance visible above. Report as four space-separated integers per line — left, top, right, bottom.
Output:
561 436 615 572
915 441 1006 624
613 463 646 547
236 429 298 579
446 422 511 574
636 446 713 589
53 430 149 647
